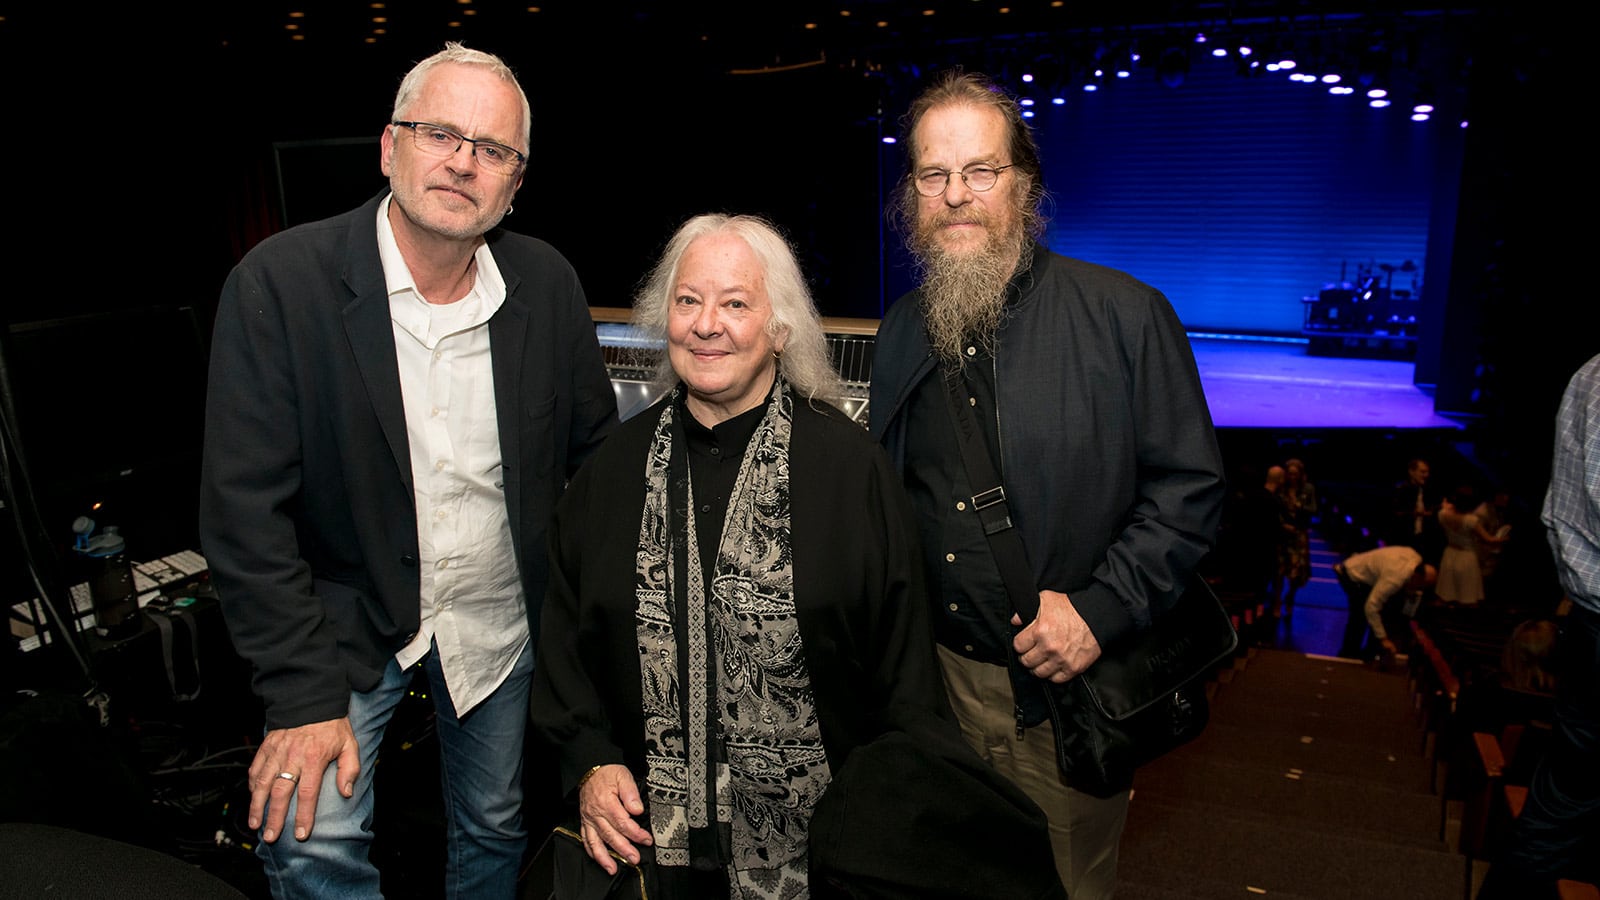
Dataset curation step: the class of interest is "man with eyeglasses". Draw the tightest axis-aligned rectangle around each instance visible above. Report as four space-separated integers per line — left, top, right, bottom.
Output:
200 42 616 898
869 70 1225 899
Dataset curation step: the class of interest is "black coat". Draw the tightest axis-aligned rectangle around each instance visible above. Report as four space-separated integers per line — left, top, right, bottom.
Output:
199 191 618 729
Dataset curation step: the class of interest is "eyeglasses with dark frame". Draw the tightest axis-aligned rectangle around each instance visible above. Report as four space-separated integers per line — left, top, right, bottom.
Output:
912 163 1015 197
392 121 526 174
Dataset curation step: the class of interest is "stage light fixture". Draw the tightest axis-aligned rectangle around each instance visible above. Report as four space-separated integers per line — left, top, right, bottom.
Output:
1370 99 1391 108
1157 44 1188 88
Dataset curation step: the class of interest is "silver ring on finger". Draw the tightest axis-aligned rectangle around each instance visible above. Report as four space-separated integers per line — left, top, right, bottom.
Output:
276 771 300 783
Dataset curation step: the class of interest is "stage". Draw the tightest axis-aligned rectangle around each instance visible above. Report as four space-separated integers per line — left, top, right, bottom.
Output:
1190 337 1463 431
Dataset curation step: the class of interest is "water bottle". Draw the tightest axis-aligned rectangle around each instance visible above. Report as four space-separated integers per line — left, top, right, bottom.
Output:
71 516 141 639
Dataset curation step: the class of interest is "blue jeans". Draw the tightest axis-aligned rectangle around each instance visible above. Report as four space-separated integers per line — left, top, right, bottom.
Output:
258 640 533 899
1479 604 1600 897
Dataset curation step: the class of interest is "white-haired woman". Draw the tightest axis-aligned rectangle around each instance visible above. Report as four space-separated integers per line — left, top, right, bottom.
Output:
529 214 955 899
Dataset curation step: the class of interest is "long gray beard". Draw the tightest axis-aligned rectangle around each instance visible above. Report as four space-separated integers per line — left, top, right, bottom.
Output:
916 240 1032 366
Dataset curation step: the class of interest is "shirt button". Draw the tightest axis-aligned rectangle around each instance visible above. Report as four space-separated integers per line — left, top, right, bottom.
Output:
436 559 449 570
700 504 712 513
435 460 446 471
956 501 967 511
945 553 956 562
436 510 447 520
964 644 975 653
968 397 977 407
433 351 443 361
966 346 976 356
710 447 721 457
430 407 440 417
948 603 959 612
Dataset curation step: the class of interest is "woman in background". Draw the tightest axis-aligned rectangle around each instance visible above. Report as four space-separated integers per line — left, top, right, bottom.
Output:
1276 457 1318 618
1437 484 1506 606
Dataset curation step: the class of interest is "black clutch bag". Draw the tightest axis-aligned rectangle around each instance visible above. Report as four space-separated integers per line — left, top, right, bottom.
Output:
521 825 648 900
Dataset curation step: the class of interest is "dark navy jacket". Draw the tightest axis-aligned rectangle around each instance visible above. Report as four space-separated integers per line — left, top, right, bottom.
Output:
870 247 1226 673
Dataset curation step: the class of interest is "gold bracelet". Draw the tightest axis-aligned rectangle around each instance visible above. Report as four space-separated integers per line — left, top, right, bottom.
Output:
576 765 605 791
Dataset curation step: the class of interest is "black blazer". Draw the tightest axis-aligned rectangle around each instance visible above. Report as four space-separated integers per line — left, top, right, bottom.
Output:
199 191 617 729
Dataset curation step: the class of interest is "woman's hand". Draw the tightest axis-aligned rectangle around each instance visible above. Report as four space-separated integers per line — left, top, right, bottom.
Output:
577 764 654 874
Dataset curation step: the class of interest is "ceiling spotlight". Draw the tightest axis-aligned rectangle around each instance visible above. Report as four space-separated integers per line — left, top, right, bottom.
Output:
1370 99 1391 108
1367 89 1387 98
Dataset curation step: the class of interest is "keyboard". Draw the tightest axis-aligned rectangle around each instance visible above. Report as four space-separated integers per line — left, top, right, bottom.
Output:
11 549 210 651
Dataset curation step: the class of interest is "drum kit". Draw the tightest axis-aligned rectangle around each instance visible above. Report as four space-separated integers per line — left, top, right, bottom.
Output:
1302 259 1421 337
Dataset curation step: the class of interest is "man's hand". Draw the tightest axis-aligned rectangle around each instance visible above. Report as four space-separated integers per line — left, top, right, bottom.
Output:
1011 590 1103 683
246 717 360 843
577 764 653 874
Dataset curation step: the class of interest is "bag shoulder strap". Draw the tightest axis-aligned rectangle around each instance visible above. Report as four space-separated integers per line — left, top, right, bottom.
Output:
936 367 1041 621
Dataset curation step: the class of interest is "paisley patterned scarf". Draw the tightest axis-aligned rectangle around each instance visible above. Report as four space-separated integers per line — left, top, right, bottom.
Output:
634 379 830 898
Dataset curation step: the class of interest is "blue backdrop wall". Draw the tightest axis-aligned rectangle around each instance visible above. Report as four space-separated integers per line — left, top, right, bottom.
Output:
1018 55 1451 336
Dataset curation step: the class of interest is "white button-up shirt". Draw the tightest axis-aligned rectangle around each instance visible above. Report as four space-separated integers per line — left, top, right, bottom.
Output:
377 196 529 716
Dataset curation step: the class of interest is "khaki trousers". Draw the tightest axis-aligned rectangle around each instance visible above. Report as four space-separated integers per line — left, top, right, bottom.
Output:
937 645 1131 900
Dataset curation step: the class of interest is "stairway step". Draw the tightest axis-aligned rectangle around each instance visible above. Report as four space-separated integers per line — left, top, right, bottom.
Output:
1116 871 1326 900
1119 797 1464 900
1218 653 1421 721
1132 755 1445 849
1113 864 1324 890
1161 719 1434 793
1213 677 1418 725
1207 689 1424 748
